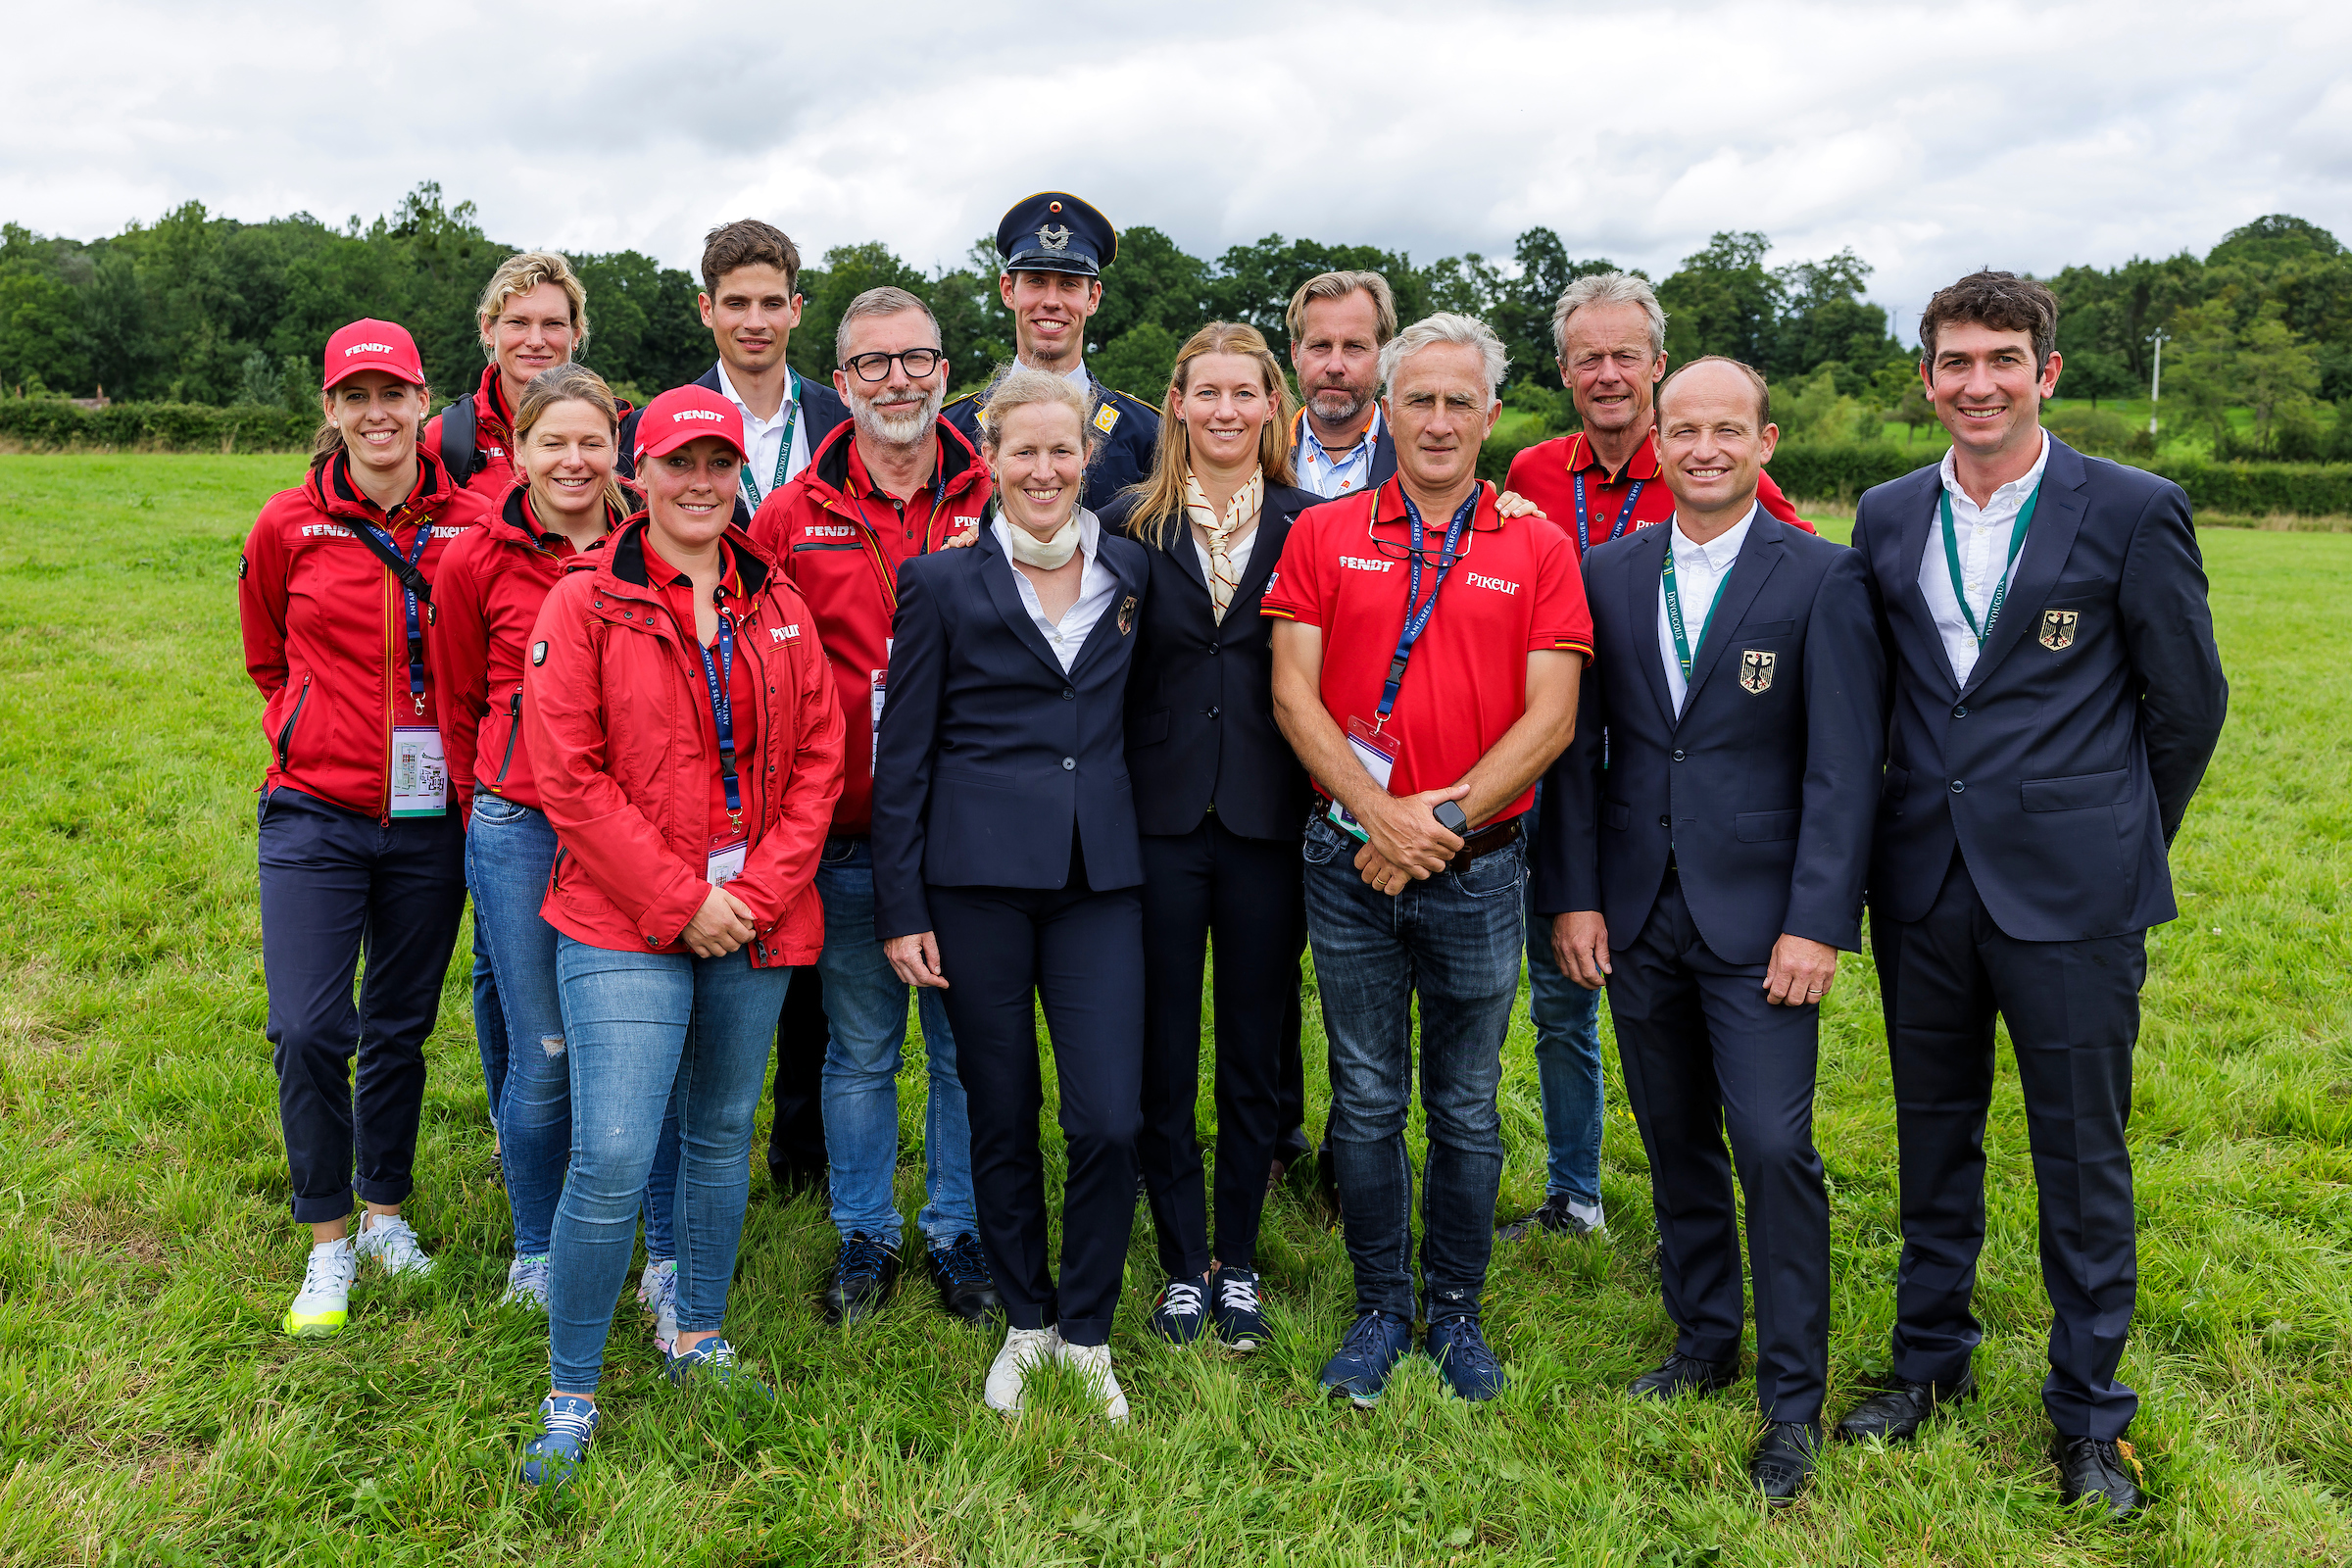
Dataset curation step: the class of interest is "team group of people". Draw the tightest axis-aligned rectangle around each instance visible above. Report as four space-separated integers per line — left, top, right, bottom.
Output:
237 190 2228 1514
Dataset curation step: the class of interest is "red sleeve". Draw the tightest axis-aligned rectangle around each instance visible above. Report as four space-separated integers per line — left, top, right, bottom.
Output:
725 585 847 934
522 581 710 948
748 488 794 579
426 532 494 818
1525 523 1594 659
1258 506 1327 625
1757 467 1814 532
238 500 291 705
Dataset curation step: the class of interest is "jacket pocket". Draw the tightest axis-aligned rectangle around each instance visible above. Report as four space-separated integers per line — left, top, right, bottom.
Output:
274 673 313 770
1735 808 1800 843
490 688 523 784
1731 618 1794 639
1881 764 1910 801
1601 800 1631 832
2021 767 2132 812
935 760 1017 789
1132 708 1170 748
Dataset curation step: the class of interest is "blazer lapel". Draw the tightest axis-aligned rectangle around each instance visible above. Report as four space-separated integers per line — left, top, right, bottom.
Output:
1891 468 1959 697
975 521 1072 683
1230 503 1298 612
1165 519 1210 594
1677 517 1784 726
1069 537 1147 679
1958 437 2087 700
1627 524 1677 727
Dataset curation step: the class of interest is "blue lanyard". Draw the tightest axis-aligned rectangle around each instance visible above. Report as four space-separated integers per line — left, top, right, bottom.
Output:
362 515 433 714
1376 488 1478 722
1572 469 1643 554
696 607 742 828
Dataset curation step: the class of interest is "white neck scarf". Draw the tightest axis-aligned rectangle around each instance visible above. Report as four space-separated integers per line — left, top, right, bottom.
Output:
1183 469 1263 624
1003 509 1081 569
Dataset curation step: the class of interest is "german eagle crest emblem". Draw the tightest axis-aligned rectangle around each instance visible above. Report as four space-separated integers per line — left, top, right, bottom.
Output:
1740 649 1776 694
2038 609 2079 650
1118 595 1137 635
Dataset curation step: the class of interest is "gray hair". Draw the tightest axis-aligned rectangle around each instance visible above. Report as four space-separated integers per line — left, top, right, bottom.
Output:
835 285 940 362
1377 313 1508 410
976 362 1102 454
1550 270 1667 361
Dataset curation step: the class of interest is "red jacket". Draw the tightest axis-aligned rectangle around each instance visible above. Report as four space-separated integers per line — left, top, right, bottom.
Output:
427 486 624 816
1505 429 1812 558
239 451 494 818
419 366 519 499
748 418 990 835
522 518 845 965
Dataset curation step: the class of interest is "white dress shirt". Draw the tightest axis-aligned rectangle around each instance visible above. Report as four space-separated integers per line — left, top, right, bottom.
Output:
715 363 811 509
1293 406 1385 499
1193 526 1257 586
1016 357 1097 395
997 509 1118 673
1656 504 1756 715
1920 428 2050 685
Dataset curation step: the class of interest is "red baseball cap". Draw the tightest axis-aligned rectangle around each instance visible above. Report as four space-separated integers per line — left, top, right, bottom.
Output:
322 319 427 389
635 384 749 465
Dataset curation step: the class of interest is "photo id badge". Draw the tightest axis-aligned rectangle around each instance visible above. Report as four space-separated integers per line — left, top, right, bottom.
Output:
707 839 749 887
1325 716 1400 843
389 726 448 817
868 636 893 773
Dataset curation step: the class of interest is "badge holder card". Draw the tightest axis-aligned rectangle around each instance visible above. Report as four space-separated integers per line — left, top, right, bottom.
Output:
1326 716 1400 843
389 727 448 818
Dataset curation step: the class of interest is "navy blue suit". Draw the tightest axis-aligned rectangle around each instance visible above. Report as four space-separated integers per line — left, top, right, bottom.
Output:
869 514 1151 1345
1849 434 2226 1438
946 372 1162 505
1535 510 1884 1428
1097 484 1318 1281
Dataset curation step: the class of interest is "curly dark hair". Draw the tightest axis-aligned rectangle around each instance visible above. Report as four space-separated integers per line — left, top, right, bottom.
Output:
1918 270 2058 369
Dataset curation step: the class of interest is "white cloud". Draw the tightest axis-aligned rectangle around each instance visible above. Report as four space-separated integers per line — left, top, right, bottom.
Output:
4 0 2348 339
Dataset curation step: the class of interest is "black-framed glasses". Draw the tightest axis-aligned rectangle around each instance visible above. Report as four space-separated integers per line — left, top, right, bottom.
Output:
842 348 943 382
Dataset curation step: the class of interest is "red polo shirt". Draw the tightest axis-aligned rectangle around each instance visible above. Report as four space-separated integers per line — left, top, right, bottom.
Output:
1261 478 1592 821
1505 428 1811 558
647 538 759 858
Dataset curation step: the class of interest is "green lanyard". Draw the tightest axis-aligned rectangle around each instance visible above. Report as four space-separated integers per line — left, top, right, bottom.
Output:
1938 482 2041 645
1662 542 1732 680
738 370 801 513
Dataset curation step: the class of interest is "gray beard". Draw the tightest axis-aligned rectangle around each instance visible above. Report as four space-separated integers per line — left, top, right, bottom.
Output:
1308 386 1370 425
850 384 944 447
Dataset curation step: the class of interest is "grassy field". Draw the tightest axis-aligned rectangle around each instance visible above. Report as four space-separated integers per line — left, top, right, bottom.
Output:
2 454 2348 1566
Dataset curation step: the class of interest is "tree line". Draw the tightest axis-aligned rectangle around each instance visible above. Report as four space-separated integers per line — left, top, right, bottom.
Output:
3 182 2347 461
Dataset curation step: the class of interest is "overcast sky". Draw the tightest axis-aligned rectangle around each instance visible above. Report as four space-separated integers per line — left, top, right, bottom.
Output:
7 0 2348 345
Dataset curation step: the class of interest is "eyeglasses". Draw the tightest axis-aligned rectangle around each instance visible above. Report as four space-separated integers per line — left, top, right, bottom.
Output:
842 348 943 382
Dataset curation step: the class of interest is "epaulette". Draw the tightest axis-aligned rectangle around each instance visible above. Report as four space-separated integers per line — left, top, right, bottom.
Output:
943 389 983 410
1109 389 1161 416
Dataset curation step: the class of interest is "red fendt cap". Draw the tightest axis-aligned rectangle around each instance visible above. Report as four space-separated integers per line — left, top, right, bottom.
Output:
635 384 749 465
322 319 427 389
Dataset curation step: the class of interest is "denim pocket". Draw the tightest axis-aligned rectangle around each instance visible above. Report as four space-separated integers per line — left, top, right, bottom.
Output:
1452 841 1526 900
1301 812 1348 866
471 793 528 824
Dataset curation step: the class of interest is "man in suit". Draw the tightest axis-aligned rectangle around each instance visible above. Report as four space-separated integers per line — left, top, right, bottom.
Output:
1836 271 2226 1519
943 193 1161 501
1537 356 1884 1503
1287 270 1400 502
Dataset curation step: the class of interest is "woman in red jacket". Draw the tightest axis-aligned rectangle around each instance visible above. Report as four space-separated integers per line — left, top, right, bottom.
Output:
238 319 494 1340
426 363 685 1329
515 385 844 1489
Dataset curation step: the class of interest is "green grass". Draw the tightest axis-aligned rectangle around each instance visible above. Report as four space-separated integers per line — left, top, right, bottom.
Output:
3 454 2349 1565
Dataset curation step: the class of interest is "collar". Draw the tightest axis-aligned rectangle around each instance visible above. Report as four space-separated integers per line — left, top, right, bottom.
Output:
1015 357 1094 392
1565 425 1662 483
611 516 769 597
993 507 1101 565
1939 426 2050 509
844 432 938 504
506 485 621 551
1370 476 1503 532
1669 502 1758 566
476 364 514 436
314 447 451 522
715 362 799 429
1295 404 1382 461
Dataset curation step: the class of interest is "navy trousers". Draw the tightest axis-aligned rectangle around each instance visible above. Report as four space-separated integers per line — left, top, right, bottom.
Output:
929 840 1144 1348
1606 869 1831 1428
1875 852 2145 1439
258 785 466 1224
764 967 829 1188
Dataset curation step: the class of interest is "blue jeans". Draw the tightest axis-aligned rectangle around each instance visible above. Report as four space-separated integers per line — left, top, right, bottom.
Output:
1301 811 1526 1322
815 837 976 1249
466 796 677 1258
1521 788 1605 1206
545 937 789 1395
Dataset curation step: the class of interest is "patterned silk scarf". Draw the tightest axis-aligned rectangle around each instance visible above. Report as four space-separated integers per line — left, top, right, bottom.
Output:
1183 470 1264 624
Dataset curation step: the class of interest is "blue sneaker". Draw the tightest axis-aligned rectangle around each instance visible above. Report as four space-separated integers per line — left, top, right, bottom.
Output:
663 1336 773 1401
1319 1311 1415 1407
518 1395 598 1489
1425 1315 1506 1401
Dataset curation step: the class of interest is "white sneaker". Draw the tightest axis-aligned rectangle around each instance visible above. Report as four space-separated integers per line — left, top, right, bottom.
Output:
637 1258 679 1354
354 1212 434 1278
984 1325 1064 1414
283 1238 358 1337
1060 1341 1130 1423
501 1253 552 1309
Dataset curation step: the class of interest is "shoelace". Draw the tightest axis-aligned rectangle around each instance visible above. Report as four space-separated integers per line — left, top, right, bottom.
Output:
682 1338 737 1368
301 1245 352 1294
1341 1312 1399 1356
1218 1272 1261 1314
838 1236 892 1286
509 1255 551 1294
1436 1320 1500 1376
940 1236 993 1287
1160 1280 1206 1319
538 1398 596 1446
360 1217 427 1269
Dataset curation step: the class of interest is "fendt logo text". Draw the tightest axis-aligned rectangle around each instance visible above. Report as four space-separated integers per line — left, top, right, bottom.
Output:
1339 556 1394 573
674 409 725 423
344 343 395 356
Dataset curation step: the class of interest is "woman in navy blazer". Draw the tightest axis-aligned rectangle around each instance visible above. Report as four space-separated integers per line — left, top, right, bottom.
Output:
1096 323 1319 1354
870 366 1151 1423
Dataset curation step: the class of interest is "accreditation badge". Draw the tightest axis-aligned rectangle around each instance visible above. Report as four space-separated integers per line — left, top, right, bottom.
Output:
1325 717 1400 843
389 726 448 817
707 839 749 887
869 636 894 773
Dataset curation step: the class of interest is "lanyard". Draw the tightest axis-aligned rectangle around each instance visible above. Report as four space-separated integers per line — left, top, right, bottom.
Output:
696 607 742 830
1375 487 1478 724
1573 469 1644 555
738 370 801 513
363 514 434 714
1939 484 2040 645
1662 541 1732 680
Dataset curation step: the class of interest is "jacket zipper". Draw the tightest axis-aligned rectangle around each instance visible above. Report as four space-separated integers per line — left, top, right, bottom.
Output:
275 674 312 769
492 688 523 784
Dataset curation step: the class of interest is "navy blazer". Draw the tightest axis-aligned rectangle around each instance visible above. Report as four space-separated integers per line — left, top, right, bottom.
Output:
1534 511 1886 966
870 514 1152 939
1097 482 1320 841
1850 436 2227 942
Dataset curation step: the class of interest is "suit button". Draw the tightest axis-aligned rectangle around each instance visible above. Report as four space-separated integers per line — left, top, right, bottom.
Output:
1062 688 1074 701
1207 642 1220 655
1207 706 1220 718
1952 705 1967 718
1061 758 1076 771
1950 779 1965 794
1671 749 1686 761
1658 814 1670 828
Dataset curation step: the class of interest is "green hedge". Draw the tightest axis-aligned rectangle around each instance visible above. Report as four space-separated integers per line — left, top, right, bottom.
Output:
2145 459 2352 517
0 399 315 453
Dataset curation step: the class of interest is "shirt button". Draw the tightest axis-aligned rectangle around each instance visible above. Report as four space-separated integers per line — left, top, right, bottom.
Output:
1952 705 1967 718
1671 749 1686 762
1062 688 1075 701
1061 758 1076 771
1950 779 1966 794
1207 706 1220 718
1658 814 1670 828
1206 642 1220 655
